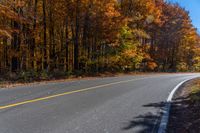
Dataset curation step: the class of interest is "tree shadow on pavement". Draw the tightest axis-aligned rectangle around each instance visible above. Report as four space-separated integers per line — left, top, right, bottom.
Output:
122 102 166 133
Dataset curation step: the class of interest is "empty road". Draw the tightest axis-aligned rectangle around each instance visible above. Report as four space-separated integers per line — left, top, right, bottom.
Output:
0 73 199 133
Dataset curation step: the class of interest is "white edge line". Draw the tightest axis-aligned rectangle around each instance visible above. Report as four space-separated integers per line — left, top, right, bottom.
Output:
158 76 199 133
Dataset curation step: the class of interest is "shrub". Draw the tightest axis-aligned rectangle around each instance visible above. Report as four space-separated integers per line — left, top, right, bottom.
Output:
18 70 39 82
51 69 67 78
190 85 200 105
40 70 49 80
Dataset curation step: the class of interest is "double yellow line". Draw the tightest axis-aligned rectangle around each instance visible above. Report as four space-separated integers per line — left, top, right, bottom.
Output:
0 77 147 110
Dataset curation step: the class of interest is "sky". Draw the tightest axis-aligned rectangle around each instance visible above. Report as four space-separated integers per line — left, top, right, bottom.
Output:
169 0 200 32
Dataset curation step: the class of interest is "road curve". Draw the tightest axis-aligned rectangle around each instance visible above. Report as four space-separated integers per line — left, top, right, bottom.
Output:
0 73 199 133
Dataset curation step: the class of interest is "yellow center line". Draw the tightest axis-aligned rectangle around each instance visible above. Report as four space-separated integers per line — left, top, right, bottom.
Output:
0 77 148 110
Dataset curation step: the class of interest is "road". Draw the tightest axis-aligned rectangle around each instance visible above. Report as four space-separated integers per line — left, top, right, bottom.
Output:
0 73 199 133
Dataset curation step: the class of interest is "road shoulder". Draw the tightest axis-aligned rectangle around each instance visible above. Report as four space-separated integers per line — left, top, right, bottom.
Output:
0 72 172 89
167 78 200 132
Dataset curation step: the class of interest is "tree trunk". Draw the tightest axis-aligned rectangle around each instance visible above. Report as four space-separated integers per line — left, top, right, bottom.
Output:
65 17 69 71
42 0 47 70
74 0 80 72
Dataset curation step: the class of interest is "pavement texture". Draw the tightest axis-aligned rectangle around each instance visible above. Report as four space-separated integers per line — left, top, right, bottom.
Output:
0 73 199 133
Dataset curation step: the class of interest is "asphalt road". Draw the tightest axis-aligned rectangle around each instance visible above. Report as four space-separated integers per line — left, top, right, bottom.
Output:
0 73 199 133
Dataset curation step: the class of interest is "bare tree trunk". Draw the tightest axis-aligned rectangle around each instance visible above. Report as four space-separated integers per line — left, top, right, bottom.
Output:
42 0 47 70
65 17 69 71
74 0 80 72
33 0 37 71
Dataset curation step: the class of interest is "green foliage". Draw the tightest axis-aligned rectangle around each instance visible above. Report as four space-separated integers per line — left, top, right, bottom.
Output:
18 70 38 82
112 26 145 71
40 70 49 80
51 69 68 78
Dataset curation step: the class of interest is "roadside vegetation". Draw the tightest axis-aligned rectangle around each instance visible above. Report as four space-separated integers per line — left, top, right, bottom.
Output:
0 0 200 82
168 79 200 132
190 83 200 104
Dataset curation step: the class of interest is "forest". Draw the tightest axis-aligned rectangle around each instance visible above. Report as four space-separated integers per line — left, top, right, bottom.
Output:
0 0 200 80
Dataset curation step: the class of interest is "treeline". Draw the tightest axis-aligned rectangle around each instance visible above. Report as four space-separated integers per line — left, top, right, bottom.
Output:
0 0 200 80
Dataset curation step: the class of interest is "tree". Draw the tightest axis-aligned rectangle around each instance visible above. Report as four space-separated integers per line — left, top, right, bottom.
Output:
0 0 199 80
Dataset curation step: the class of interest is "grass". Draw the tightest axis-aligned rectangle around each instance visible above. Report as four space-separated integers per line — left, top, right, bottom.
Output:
190 81 200 104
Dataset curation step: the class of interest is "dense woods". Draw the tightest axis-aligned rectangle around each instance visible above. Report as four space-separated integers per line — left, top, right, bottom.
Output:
0 0 200 80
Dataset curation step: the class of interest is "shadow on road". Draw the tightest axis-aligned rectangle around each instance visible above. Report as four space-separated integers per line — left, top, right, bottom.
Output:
122 102 165 133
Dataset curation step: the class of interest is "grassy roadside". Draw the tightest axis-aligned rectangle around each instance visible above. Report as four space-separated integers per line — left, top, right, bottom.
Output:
190 84 200 106
167 78 200 132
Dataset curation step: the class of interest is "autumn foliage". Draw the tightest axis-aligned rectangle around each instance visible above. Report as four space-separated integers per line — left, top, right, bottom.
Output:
0 0 199 80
